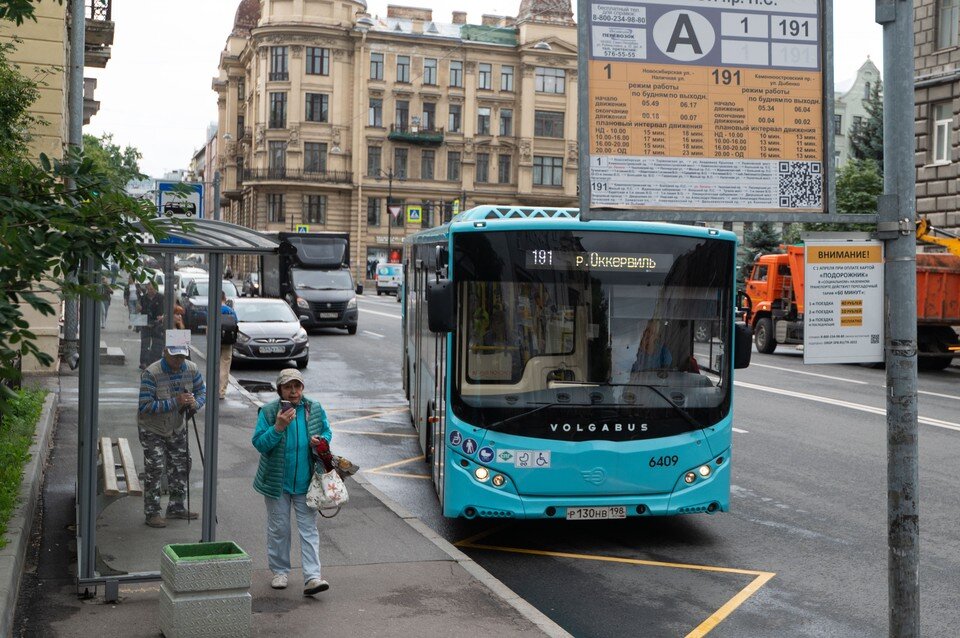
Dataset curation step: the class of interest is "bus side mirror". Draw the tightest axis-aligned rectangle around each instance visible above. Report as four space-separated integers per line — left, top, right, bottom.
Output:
734 322 752 369
427 278 455 333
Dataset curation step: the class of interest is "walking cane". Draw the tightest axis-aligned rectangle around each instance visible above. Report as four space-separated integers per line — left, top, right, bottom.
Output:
189 413 217 524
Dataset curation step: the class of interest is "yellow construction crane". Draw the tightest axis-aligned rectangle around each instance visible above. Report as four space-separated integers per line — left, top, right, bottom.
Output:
916 218 960 258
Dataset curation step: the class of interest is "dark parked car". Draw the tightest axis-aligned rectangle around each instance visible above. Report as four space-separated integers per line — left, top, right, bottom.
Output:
230 298 309 369
241 272 260 297
182 280 239 331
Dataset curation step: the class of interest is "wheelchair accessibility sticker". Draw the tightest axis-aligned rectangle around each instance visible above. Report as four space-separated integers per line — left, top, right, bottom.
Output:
503 450 551 468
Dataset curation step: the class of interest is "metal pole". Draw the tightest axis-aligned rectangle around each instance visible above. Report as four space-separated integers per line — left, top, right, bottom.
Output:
876 1 919 635
213 171 221 222
201 253 223 542
77 258 100 581
63 0 87 358
386 170 393 262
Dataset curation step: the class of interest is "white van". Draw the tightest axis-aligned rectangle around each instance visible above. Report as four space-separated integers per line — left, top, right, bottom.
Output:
375 263 403 297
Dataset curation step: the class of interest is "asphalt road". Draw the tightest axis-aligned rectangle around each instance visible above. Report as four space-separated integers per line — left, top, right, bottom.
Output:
216 294 960 637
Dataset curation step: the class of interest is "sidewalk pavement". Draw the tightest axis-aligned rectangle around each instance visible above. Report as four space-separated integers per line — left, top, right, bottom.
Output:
12 288 569 637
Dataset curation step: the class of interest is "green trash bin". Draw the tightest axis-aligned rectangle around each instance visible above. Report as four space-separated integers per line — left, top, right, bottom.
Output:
159 541 252 638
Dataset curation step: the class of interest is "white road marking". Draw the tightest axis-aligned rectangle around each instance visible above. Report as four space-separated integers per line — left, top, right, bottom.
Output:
918 389 960 402
733 428 749 434
363 330 385 338
360 308 401 320
748 363 870 385
736 380 960 433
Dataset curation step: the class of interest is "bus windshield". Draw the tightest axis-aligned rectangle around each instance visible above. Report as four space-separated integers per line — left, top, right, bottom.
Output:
451 229 734 441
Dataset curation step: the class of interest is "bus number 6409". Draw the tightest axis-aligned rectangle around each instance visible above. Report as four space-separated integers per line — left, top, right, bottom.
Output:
649 455 679 468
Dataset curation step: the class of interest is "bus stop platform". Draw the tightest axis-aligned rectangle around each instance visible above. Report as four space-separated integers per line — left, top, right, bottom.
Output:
13 295 568 637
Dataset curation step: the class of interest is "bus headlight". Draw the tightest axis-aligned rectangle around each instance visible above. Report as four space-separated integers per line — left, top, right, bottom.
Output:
684 471 697 484
698 465 712 478
491 474 505 487
474 467 489 482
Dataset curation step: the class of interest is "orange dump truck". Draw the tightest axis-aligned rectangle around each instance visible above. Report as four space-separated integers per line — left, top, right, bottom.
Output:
741 246 960 369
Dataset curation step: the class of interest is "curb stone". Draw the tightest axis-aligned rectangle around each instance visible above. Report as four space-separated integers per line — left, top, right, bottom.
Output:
0 391 58 638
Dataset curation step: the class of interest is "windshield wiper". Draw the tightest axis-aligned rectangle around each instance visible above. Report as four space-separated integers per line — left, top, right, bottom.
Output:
612 383 703 430
486 402 565 430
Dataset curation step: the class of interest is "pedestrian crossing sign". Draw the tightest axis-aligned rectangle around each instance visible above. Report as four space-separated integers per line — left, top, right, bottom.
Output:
406 205 422 224
296 224 310 233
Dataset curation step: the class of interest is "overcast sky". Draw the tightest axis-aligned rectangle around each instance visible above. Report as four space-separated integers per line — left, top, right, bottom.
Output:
83 0 885 177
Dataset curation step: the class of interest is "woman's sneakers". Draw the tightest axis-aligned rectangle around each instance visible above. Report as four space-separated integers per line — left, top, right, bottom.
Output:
303 578 329 596
271 573 288 589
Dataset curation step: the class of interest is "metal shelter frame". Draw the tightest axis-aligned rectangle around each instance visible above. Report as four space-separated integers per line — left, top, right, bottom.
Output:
75 220 279 596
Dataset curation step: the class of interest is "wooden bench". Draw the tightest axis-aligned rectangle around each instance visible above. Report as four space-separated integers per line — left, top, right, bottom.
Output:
97 437 143 516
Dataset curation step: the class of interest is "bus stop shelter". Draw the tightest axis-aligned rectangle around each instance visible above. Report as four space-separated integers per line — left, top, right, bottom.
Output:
74 219 280 599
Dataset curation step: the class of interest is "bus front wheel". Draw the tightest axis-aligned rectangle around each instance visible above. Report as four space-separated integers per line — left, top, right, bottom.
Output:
755 318 777 354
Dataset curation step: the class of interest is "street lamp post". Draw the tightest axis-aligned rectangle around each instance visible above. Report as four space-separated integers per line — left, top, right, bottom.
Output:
376 168 401 263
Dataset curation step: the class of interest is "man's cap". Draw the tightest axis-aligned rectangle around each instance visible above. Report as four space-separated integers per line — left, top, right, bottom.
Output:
165 345 189 356
277 368 304 387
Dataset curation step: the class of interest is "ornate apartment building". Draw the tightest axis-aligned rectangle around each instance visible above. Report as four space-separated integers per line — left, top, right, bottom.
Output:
915 0 960 233
214 0 578 274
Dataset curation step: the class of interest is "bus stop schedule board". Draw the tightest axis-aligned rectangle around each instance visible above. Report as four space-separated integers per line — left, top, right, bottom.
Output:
584 0 824 212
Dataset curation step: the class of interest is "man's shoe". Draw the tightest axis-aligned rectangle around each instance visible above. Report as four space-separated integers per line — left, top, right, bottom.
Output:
166 509 199 520
271 573 288 589
145 514 166 528
303 578 329 596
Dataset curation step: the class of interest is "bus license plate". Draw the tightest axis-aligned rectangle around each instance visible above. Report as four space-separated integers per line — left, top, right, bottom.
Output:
566 506 626 521
319 312 338 318
259 346 285 354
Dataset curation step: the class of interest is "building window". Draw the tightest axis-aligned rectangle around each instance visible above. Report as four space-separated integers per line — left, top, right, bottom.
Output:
475 153 489 183
833 114 842 133
306 47 330 75
447 151 461 181
499 108 513 136
933 101 953 163
269 92 287 128
395 100 409 128
369 98 383 127
863 81 871 101
535 67 565 94
370 52 384 80
303 142 327 173
498 154 511 184
449 60 463 87
533 155 563 186
424 58 437 85
237 115 245 139
304 195 326 224
268 141 286 176
367 146 382 176
237 77 245 100
478 63 492 90
422 102 436 130
367 198 381 226
477 107 491 135
397 55 411 83
305 93 329 123
267 193 285 222
270 46 288 81
394 147 408 178
448 104 462 133
939 0 960 49
501 65 514 91
852 115 863 129
534 110 565 138
421 149 435 180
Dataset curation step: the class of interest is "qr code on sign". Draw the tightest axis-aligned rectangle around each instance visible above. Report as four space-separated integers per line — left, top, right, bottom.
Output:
778 161 823 208
871 334 880 344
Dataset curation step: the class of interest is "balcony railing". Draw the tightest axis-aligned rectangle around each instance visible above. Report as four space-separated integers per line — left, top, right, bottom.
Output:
86 0 111 21
388 124 444 145
243 168 353 184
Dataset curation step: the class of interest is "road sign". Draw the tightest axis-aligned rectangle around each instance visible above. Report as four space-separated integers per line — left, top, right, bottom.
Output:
388 205 402 219
580 0 825 214
296 224 310 233
803 239 884 364
406 205 422 224
156 181 204 219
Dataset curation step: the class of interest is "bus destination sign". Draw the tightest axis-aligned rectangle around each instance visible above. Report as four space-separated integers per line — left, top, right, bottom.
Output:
583 0 825 213
526 250 674 272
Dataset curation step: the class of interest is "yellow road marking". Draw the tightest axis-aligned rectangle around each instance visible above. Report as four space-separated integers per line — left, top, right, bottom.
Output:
456 542 775 636
368 471 432 480
331 407 408 426
325 406 407 413
365 454 425 474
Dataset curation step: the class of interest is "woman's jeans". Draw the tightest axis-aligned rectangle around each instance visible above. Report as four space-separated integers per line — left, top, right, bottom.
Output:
264 493 321 584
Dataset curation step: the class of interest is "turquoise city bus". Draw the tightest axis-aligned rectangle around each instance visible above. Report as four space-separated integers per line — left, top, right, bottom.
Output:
401 206 751 520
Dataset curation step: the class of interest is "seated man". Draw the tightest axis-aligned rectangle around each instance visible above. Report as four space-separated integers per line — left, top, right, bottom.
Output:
631 320 673 372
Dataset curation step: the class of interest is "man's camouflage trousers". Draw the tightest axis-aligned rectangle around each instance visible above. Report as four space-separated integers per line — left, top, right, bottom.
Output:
138 425 192 517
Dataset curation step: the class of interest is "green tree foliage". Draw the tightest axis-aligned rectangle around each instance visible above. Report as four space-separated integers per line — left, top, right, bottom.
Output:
83 133 144 189
848 81 884 171
737 222 782 289
802 159 882 233
0 0 56 26
0 5 178 405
